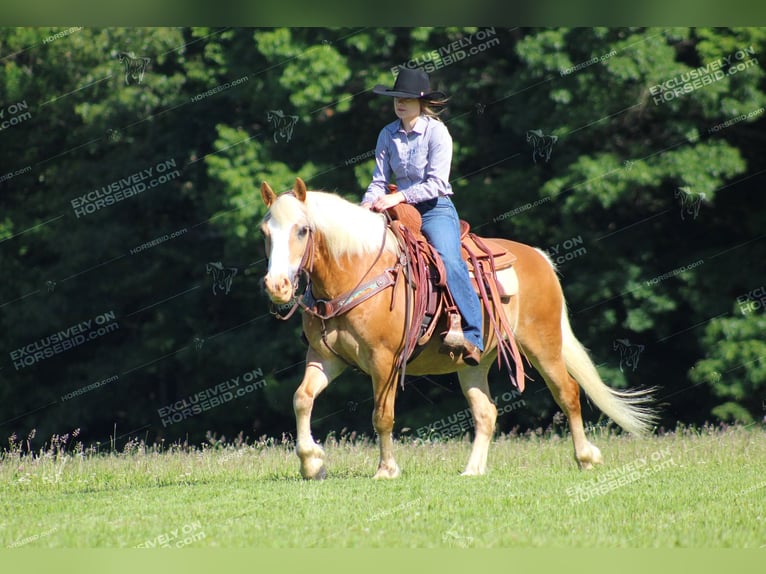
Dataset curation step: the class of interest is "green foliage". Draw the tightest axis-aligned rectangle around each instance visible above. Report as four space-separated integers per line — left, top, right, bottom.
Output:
690 312 766 423
1 27 765 448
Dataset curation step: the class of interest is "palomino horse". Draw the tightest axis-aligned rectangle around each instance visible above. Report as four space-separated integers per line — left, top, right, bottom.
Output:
260 178 655 479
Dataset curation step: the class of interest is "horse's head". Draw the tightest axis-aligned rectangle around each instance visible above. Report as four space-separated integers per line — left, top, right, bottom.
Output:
260 177 312 304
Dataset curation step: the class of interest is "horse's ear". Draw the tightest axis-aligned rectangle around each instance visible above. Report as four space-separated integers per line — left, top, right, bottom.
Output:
261 181 277 207
293 177 307 202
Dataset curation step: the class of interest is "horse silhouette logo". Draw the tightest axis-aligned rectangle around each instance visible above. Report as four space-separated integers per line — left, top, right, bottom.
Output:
675 187 706 220
613 339 645 372
267 110 299 143
118 53 151 86
206 262 238 295
526 129 558 163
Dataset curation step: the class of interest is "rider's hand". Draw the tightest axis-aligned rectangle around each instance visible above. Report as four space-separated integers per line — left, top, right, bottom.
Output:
371 192 405 212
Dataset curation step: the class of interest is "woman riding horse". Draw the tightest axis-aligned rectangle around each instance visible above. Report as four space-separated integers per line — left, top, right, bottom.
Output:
362 67 484 366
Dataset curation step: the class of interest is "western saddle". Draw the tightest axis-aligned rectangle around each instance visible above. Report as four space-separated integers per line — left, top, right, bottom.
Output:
385 198 525 392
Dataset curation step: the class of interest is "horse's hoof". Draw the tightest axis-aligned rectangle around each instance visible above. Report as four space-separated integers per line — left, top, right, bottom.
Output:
300 458 328 480
576 443 603 470
372 464 401 479
301 464 327 480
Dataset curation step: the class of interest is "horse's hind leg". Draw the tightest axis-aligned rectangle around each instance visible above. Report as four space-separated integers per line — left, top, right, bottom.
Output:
511 246 603 470
294 350 346 479
526 345 603 469
457 362 497 475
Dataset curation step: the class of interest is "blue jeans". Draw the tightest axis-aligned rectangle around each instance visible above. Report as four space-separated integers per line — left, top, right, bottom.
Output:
415 196 484 350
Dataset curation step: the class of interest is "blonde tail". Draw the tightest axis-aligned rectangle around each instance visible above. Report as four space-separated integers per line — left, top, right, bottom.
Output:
560 307 657 436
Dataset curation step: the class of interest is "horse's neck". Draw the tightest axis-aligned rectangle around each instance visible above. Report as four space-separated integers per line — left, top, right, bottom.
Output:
309 238 395 300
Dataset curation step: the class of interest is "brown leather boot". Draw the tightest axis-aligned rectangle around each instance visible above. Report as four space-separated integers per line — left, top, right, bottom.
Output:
462 342 482 366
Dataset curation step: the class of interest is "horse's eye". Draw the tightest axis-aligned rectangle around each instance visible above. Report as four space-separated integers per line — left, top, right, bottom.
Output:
297 226 309 239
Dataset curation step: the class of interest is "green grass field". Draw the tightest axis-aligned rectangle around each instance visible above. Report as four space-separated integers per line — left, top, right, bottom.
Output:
1 425 764 548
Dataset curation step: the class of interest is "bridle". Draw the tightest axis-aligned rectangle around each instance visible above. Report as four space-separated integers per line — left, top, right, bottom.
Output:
268 225 316 321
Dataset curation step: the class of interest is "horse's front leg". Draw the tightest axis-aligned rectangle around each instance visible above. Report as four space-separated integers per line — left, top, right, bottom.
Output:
294 349 346 479
371 361 401 479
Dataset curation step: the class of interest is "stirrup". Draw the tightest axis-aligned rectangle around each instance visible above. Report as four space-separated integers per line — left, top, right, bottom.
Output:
439 311 465 354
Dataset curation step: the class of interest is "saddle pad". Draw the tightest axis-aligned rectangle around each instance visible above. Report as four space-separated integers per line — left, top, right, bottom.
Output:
469 266 519 300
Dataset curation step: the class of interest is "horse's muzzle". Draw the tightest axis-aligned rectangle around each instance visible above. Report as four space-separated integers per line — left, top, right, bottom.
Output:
263 273 294 304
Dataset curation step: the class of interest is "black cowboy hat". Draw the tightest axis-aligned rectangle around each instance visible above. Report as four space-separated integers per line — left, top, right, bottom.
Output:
372 67 447 100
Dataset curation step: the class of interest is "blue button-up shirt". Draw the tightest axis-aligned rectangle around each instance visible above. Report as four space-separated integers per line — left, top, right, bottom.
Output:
363 115 453 205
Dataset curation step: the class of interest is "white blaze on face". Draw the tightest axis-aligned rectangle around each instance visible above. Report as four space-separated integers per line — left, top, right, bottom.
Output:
262 196 309 303
265 216 295 282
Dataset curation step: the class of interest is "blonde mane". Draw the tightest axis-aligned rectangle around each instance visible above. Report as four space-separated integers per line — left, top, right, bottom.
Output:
270 191 398 260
